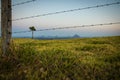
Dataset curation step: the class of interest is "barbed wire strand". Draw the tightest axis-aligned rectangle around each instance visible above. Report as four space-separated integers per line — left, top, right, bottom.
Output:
12 22 120 34
0 0 37 9
12 0 37 6
12 2 120 21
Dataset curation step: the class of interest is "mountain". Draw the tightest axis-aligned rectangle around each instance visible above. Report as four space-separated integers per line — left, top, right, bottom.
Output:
72 34 80 38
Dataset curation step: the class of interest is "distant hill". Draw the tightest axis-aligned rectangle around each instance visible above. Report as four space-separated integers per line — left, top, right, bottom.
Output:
13 34 81 39
37 34 80 39
72 34 80 38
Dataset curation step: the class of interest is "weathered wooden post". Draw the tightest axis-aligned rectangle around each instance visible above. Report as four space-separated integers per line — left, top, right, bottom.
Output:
1 0 12 54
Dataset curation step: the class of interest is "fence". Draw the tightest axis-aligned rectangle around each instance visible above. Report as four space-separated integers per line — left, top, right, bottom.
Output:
1 0 120 33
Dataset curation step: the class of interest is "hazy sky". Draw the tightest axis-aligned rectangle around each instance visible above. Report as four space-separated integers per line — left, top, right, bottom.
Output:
0 0 120 37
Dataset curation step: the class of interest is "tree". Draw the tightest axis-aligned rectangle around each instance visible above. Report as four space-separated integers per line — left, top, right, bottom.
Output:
29 26 36 39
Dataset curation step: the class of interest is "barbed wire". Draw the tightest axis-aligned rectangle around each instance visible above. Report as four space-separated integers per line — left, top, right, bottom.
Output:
0 0 37 9
0 2 120 35
12 0 37 6
12 22 120 34
12 2 120 21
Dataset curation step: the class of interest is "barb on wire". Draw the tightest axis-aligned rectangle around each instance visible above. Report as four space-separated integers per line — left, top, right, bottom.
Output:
12 22 120 34
12 2 120 21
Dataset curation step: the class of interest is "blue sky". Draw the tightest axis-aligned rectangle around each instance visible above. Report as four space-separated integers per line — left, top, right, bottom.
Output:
0 0 120 37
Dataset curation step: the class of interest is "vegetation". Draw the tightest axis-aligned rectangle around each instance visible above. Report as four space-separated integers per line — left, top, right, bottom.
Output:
0 36 120 80
29 26 36 39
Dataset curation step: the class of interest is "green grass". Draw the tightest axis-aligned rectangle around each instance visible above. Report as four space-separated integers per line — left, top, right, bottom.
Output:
0 36 120 80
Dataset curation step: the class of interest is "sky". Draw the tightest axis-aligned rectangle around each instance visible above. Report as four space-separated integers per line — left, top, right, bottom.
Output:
0 0 120 37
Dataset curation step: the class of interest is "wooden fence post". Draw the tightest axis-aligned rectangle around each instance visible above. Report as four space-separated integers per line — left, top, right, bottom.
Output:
1 0 12 55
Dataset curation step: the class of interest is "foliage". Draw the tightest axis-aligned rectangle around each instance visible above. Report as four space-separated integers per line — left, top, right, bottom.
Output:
0 36 120 80
29 26 36 31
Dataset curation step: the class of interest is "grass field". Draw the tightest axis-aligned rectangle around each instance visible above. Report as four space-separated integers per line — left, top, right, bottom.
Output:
0 36 120 80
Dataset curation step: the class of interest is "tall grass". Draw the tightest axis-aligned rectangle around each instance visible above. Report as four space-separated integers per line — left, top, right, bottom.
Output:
0 36 120 80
